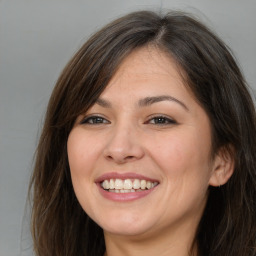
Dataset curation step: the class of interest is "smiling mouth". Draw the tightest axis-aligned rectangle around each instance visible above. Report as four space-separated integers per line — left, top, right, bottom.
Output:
101 178 159 193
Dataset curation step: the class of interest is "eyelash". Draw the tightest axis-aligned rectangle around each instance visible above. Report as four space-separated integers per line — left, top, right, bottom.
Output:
80 115 110 125
146 115 177 125
80 115 177 126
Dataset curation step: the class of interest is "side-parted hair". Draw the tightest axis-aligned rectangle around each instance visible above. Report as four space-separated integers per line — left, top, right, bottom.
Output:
30 10 256 256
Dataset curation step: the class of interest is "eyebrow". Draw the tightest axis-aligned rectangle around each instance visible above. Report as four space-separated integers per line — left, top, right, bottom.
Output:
138 95 189 111
95 98 112 108
96 95 189 111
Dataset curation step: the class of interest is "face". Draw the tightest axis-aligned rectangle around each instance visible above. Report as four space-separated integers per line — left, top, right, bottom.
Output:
67 47 219 239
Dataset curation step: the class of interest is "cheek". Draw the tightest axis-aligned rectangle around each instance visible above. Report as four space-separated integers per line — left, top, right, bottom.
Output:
148 130 212 189
151 133 211 215
67 129 98 202
151 133 206 169
67 130 100 214
67 129 102 177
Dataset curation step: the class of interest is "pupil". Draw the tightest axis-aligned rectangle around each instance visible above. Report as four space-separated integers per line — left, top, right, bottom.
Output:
95 117 103 123
156 118 165 123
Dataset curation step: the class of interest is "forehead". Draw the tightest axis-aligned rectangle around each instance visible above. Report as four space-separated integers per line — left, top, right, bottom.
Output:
111 46 183 84
100 46 190 102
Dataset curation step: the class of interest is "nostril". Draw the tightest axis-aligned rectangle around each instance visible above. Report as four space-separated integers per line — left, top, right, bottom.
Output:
103 141 145 163
105 154 135 164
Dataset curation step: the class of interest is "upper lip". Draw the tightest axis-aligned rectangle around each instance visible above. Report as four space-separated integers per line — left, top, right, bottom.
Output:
95 172 159 183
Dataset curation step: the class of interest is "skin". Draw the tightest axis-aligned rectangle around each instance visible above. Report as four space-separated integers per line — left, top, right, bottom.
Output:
67 46 233 256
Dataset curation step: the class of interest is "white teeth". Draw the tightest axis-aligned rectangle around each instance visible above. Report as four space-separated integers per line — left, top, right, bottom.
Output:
108 189 137 193
101 178 159 192
146 181 152 189
109 179 115 189
123 179 133 189
133 179 140 189
114 179 123 189
141 179 146 189
102 180 110 189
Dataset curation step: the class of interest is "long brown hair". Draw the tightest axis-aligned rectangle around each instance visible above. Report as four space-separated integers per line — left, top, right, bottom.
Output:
30 10 256 256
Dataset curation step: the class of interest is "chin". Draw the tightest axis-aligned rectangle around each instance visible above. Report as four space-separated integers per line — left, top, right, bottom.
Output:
103 224 151 237
96 212 156 237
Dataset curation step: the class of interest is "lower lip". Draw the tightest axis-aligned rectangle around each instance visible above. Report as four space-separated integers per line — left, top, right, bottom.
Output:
97 183 157 202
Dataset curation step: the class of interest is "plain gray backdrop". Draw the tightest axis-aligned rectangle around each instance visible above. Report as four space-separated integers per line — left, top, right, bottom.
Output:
1 0 255 255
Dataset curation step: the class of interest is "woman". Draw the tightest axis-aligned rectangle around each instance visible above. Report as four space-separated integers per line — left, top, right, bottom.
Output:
30 10 256 256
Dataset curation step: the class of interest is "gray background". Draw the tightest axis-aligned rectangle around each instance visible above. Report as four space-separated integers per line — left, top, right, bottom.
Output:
0 0 255 255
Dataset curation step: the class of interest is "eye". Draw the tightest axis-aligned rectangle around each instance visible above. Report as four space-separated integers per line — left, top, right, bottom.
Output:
80 115 110 125
146 115 177 125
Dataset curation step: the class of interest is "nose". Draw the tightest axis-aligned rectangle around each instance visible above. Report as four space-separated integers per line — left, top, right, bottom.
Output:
103 123 145 164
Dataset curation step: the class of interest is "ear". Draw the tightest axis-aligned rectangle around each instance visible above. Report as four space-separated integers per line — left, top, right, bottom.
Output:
209 146 235 187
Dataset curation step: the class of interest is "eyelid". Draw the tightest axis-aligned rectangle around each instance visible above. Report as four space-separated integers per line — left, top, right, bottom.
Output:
80 114 110 125
79 113 177 126
145 114 177 125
